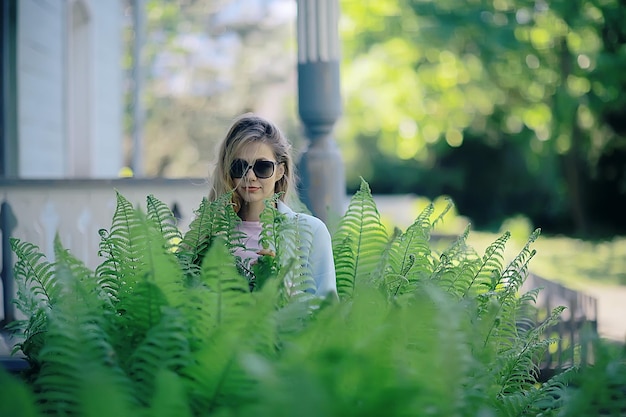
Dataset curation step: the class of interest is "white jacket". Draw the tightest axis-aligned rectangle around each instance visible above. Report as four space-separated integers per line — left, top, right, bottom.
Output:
277 201 338 298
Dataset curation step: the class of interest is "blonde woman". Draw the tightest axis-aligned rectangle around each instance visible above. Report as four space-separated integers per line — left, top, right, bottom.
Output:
209 114 337 298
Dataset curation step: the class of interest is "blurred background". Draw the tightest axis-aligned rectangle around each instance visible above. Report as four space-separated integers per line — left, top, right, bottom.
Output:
119 0 625 239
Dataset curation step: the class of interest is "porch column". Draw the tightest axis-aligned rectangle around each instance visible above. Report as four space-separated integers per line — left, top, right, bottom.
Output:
296 0 345 227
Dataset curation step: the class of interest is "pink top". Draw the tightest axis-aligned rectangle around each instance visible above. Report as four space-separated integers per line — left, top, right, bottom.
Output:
233 220 263 266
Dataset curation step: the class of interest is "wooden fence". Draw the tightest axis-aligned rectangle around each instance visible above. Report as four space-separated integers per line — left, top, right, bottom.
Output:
522 273 598 381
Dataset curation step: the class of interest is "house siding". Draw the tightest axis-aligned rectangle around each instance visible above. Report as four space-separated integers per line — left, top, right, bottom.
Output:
17 0 66 177
16 0 123 179
90 0 123 177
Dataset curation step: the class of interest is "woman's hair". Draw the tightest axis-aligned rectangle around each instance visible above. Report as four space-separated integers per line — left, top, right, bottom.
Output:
209 113 296 211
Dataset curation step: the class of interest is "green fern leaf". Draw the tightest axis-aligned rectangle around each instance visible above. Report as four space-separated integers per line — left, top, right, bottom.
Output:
184 329 258 414
0 368 40 417
95 227 123 304
255 196 316 301
200 238 252 329
33 255 131 416
384 203 435 294
10 238 57 308
146 194 183 251
127 308 192 406
498 228 541 298
148 369 193 417
465 231 510 298
178 192 245 270
332 178 388 292
333 235 356 300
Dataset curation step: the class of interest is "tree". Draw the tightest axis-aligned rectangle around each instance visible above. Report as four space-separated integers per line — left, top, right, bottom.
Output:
338 0 626 236
124 0 302 178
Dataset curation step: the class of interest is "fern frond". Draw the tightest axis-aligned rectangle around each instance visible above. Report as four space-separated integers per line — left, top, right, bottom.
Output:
99 193 187 358
256 197 317 302
184 329 258 414
0 367 41 417
127 308 192 406
524 366 575 414
182 280 280 414
432 225 480 297
10 238 57 309
146 194 183 251
371 226 402 290
430 197 454 230
184 280 281 414
499 228 541 297
383 203 435 295
200 238 252 330
10 238 57 364
465 231 510 297
148 369 193 417
95 228 123 304
176 197 213 271
103 191 148 290
53 234 105 304
333 235 356 300
33 257 131 416
331 178 388 290
178 192 243 267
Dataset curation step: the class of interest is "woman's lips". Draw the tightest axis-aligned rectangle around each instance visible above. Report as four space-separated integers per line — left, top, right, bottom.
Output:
244 186 260 192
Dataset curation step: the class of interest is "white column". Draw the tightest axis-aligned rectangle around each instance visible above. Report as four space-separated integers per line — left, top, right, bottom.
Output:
296 0 345 228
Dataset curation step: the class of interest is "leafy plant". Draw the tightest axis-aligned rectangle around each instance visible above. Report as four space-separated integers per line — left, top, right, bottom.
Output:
1 180 619 416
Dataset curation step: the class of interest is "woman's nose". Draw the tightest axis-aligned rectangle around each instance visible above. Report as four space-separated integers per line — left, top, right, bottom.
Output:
244 165 256 179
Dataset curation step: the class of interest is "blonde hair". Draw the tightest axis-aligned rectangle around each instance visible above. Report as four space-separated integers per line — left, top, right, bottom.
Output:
209 114 296 211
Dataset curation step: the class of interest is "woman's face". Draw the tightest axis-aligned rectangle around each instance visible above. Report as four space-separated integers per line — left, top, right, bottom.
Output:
231 142 285 208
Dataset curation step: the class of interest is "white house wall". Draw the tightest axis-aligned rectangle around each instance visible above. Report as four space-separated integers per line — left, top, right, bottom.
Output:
17 0 66 177
89 0 123 178
17 0 123 179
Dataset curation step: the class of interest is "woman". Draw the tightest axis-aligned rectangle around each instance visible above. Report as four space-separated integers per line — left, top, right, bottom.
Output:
209 113 337 298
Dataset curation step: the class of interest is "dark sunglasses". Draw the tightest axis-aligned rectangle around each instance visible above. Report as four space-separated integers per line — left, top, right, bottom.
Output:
230 158 279 179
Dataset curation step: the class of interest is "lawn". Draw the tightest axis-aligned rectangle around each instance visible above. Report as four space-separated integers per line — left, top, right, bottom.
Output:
375 195 626 290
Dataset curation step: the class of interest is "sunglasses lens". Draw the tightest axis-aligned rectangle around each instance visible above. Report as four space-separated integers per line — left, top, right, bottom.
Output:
253 161 275 178
229 159 248 178
230 159 276 179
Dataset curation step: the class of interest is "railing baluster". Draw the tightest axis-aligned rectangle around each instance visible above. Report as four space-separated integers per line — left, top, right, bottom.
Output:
1 201 17 328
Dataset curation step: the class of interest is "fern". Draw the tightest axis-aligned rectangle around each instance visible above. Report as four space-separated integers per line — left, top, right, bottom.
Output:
178 192 244 269
182 268 279 415
175 196 213 272
6 184 599 417
434 225 481 297
332 178 389 294
0 367 41 417
383 203 435 295
148 370 193 417
9 238 56 368
32 247 132 416
333 235 356 300
127 308 192 406
199 238 251 329
95 193 188 368
95 227 123 304
467 231 511 302
146 194 183 252
255 196 316 302
10 238 57 310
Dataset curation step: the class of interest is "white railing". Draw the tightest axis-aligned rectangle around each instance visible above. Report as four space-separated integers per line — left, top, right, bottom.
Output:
0 178 211 329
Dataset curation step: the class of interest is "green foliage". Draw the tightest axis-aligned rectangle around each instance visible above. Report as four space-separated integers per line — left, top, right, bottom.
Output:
332 178 389 299
339 0 626 236
1 182 622 416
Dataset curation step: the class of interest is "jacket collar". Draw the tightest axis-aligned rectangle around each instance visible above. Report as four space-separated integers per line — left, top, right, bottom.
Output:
277 200 293 215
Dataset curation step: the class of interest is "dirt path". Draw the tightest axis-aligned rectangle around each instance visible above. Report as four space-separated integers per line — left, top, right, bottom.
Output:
577 283 626 343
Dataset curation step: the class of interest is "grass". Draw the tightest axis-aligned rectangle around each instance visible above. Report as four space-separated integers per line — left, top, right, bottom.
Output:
375 195 626 290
